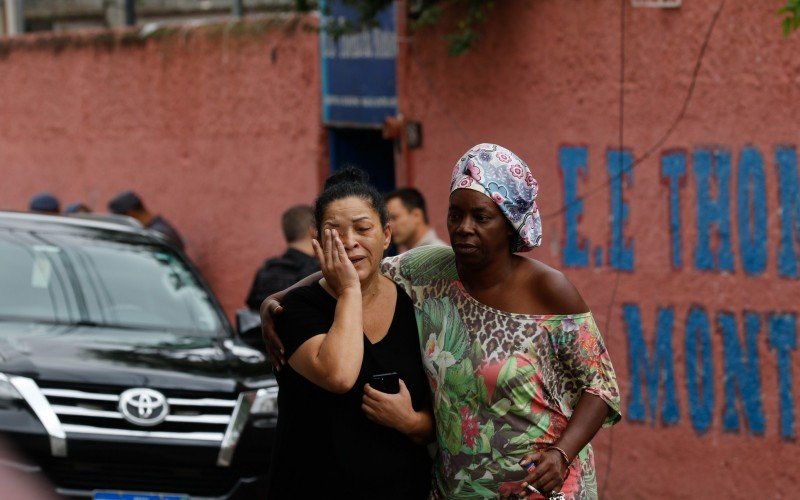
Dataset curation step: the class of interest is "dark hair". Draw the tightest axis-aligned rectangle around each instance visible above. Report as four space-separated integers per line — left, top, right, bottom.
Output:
384 187 428 224
281 205 315 243
314 167 388 234
29 192 60 213
108 190 144 214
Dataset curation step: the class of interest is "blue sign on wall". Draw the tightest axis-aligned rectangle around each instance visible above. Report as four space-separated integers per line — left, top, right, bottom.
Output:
320 1 398 127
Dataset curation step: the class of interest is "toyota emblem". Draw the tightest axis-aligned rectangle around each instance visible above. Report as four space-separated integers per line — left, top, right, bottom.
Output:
118 388 169 427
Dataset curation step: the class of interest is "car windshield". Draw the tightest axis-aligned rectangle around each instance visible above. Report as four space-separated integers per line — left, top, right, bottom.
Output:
0 229 223 335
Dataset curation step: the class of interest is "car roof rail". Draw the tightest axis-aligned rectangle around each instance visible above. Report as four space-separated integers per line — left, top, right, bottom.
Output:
65 213 144 229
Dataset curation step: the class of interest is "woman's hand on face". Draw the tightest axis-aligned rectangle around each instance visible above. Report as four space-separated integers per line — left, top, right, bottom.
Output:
313 229 360 297
361 379 416 433
518 450 568 498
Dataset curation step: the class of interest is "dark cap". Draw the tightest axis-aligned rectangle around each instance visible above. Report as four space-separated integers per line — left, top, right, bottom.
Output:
108 190 143 214
29 192 60 213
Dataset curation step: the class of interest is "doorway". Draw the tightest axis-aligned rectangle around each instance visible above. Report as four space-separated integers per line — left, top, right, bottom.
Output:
327 128 396 193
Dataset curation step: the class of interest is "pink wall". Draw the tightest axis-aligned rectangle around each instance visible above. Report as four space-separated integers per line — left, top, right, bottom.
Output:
398 0 800 497
0 17 324 318
1 2 799 496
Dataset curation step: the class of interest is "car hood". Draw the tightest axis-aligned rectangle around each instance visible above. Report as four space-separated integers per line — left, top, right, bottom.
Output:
0 321 270 394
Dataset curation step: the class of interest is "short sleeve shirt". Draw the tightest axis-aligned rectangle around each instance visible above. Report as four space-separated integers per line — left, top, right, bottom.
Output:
380 246 621 500
266 282 432 499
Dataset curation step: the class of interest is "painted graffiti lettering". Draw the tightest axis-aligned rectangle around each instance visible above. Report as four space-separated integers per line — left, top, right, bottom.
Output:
559 146 590 267
624 306 797 439
776 147 800 278
661 151 687 269
693 149 735 272
608 150 635 271
623 304 679 425
769 313 797 439
719 312 765 434
684 306 715 433
558 145 800 277
736 148 768 275
559 144 798 439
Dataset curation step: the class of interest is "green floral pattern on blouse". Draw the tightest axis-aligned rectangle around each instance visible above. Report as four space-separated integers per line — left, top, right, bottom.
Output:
381 246 621 499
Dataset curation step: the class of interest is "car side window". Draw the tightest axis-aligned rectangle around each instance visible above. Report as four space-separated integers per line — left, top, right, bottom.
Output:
0 233 77 323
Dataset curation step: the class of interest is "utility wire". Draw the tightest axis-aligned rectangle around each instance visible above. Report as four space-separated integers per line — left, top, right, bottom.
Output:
409 47 476 146
598 0 626 495
408 0 725 220
544 0 727 219
598 0 726 497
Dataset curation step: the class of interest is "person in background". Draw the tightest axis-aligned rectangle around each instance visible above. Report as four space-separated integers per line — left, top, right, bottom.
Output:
107 190 185 251
245 205 319 311
384 187 447 252
28 193 60 214
64 202 91 214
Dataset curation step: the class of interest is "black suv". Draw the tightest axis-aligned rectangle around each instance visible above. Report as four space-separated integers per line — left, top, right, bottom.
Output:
0 212 276 499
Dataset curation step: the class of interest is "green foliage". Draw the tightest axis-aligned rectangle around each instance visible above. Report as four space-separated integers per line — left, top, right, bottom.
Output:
411 0 495 56
294 0 495 56
294 0 392 40
778 0 800 36
297 1 796 53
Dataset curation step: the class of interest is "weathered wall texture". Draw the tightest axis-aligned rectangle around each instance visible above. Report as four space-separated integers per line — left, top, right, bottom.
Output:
399 0 800 497
0 16 323 318
1 1 799 497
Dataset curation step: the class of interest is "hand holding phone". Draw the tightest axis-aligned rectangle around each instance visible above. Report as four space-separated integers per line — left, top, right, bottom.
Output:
370 372 400 394
362 376 423 437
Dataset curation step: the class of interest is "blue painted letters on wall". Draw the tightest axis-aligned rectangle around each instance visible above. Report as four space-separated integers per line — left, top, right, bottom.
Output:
694 149 734 272
736 148 768 275
623 304 679 425
718 312 765 434
602 143 800 440
769 313 797 439
559 146 589 268
685 306 714 433
662 152 686 269
776 146 800 278
608 150 635 271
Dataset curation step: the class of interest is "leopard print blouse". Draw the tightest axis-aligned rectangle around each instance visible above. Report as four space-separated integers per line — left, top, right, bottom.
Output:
381 245 621 500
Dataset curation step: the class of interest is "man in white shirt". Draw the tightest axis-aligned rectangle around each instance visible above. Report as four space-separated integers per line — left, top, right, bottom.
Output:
384 187 447 253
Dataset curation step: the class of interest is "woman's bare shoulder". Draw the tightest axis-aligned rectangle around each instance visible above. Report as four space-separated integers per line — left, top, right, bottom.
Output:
517 257 590 315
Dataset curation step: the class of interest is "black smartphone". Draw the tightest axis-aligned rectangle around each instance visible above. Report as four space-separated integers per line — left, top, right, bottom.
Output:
370 372 400 394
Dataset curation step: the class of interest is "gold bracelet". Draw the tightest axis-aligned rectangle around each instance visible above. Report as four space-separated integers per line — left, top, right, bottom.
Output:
546 445 572 468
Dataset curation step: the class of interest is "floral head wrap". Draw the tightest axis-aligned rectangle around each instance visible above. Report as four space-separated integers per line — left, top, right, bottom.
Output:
450 143 542 252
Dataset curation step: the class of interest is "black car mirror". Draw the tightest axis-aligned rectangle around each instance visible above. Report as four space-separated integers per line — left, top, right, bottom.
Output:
235 308 266 353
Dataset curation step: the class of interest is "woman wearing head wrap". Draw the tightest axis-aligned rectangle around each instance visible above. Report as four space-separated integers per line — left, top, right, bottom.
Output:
262 144 621 499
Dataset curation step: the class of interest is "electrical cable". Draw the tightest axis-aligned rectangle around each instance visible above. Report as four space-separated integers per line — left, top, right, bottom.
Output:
598 0 726 497
597 0 626 495
408 44 476 146
408 0 725 219
544 0 727 219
